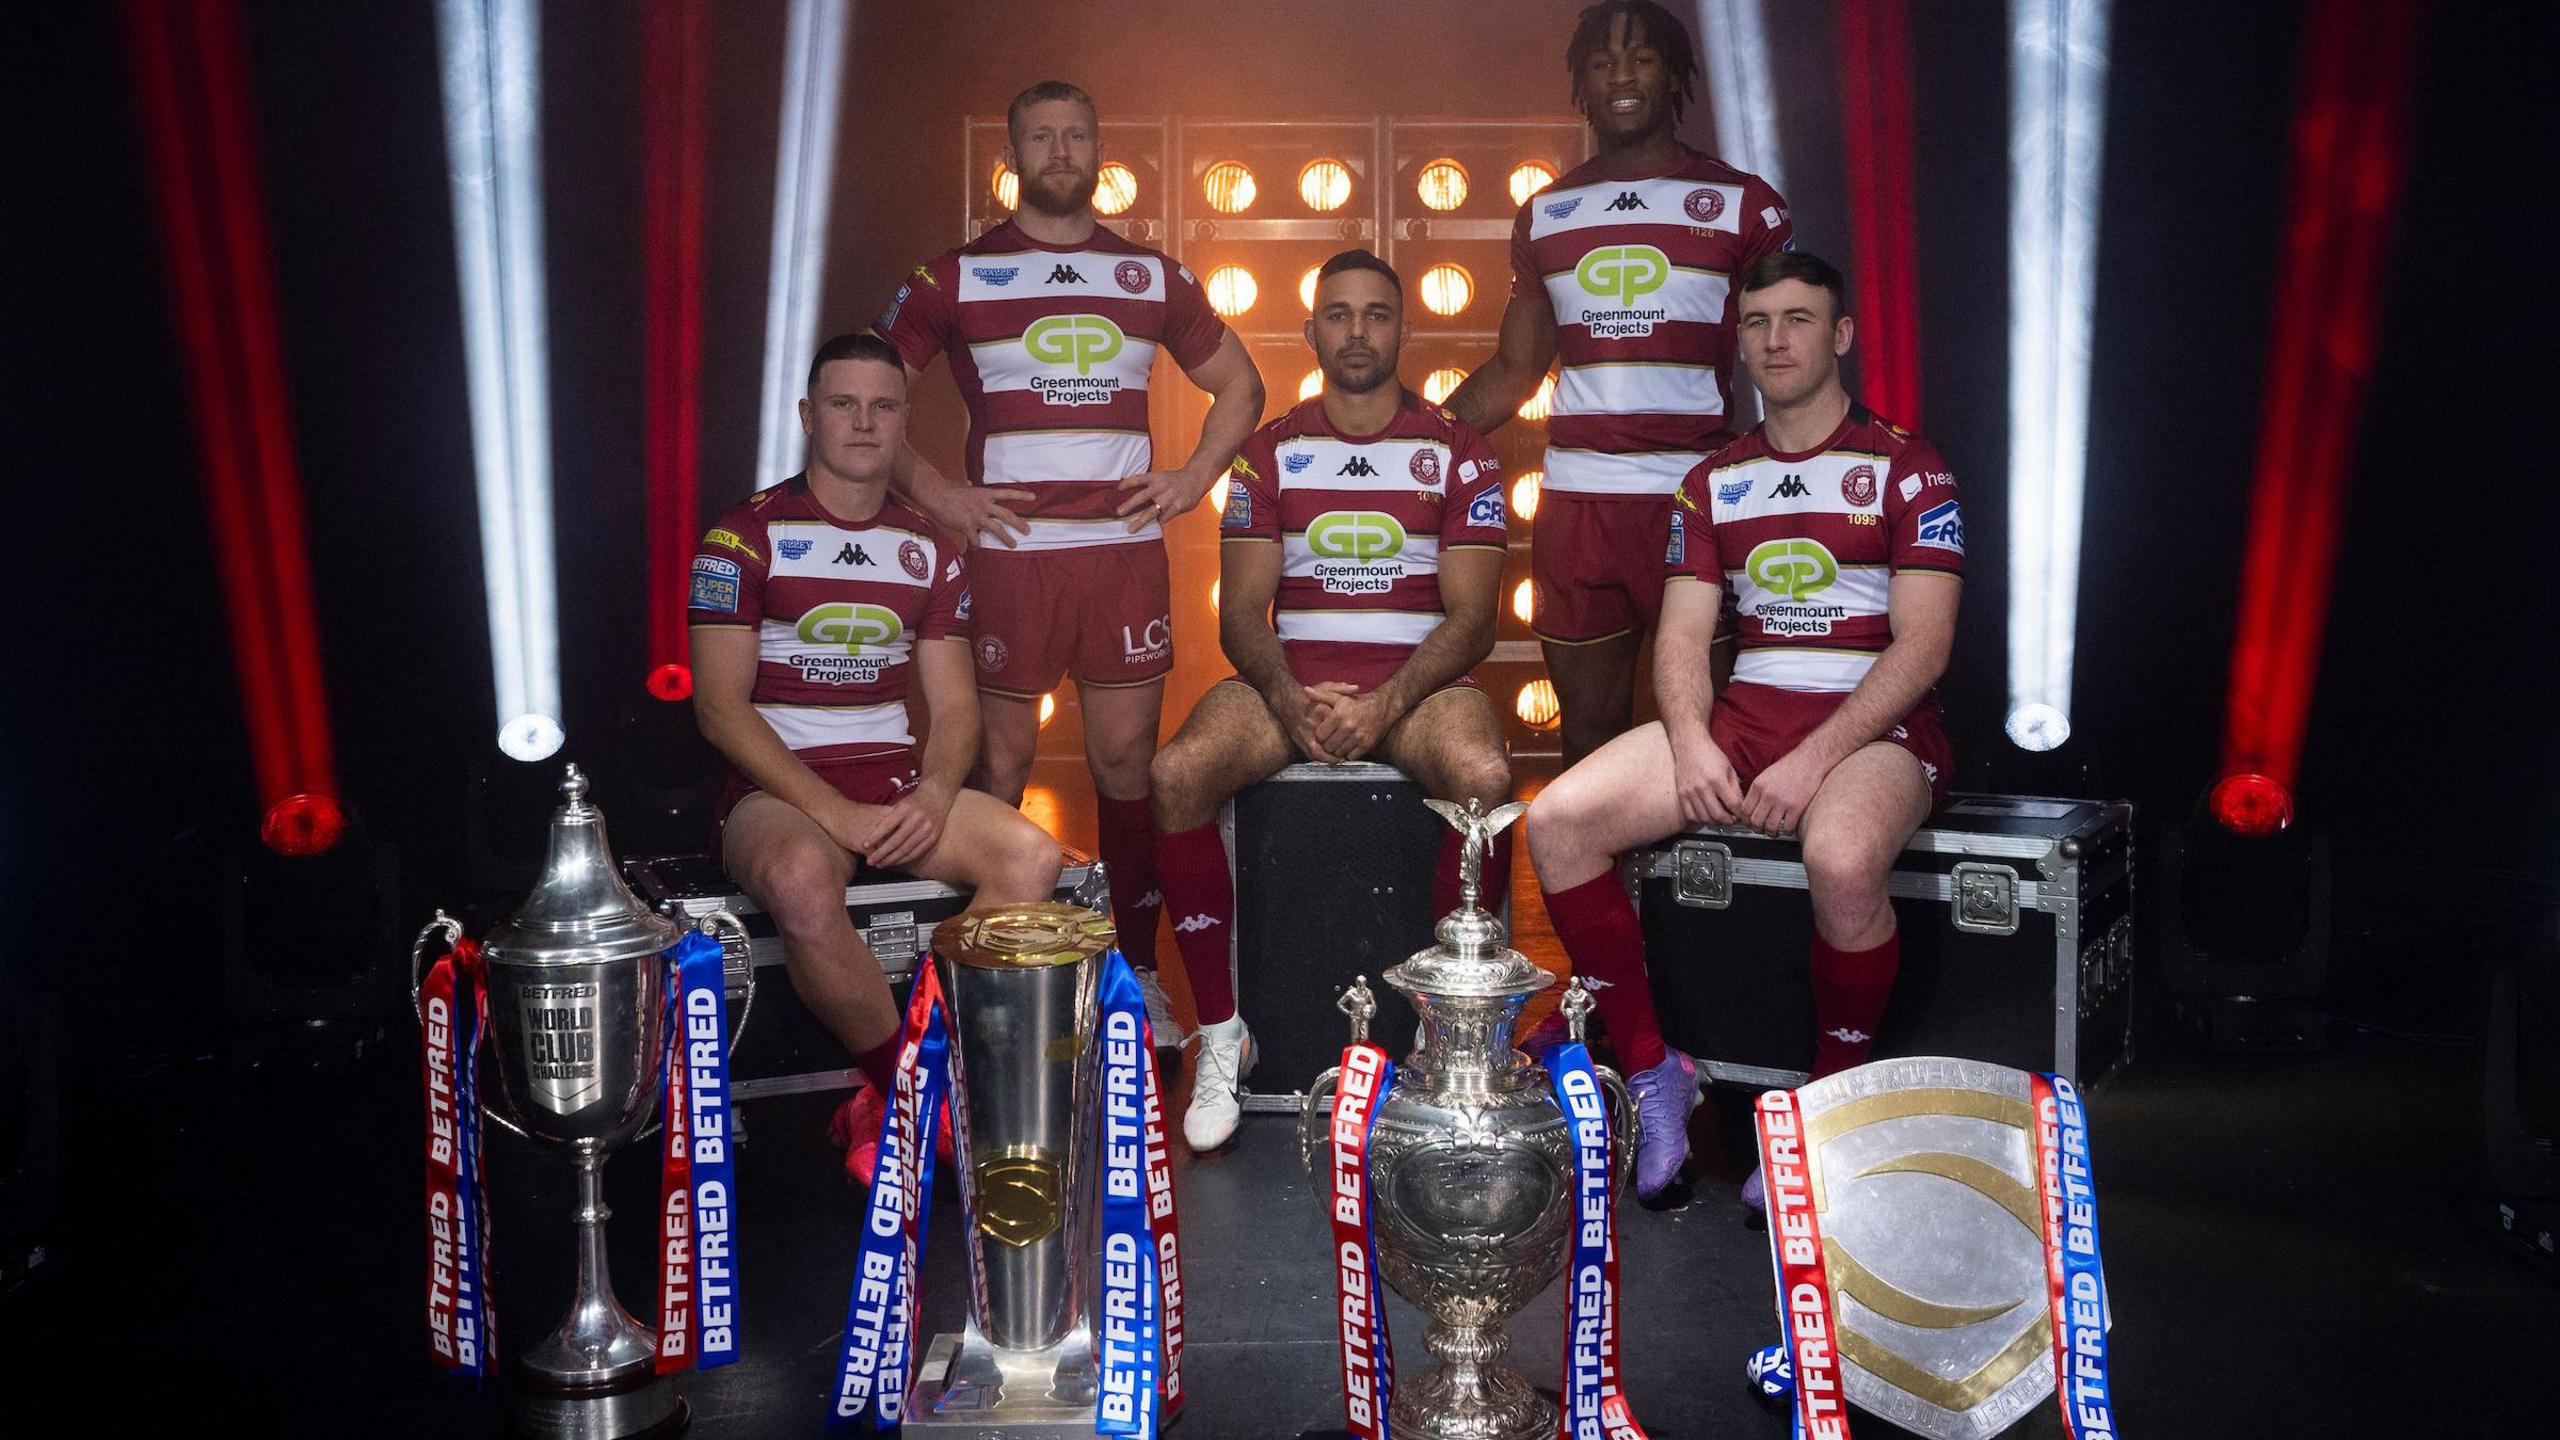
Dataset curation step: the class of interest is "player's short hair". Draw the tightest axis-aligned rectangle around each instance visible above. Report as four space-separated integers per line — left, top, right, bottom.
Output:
1741 251 1850 320
1315 249 1402 300
1006 80 1097 146
1566 1 1699 125
807 332 905 393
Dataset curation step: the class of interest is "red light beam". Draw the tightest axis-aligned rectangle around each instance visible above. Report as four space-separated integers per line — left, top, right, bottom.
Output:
644 0 710 701
1836 0 1922 427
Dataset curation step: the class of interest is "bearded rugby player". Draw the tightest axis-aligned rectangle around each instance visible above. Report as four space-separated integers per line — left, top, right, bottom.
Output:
1525 254 1963 1202
1152 251 1513 1151
690 334 1066 1183
876 81 1266 1050
1446 0 1793 767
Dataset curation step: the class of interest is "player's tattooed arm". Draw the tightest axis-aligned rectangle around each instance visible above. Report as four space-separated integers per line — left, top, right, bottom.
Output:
1446 282 1558 437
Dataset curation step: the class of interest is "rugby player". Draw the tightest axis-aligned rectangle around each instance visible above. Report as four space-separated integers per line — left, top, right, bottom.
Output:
1153 251 1513 1151
690 333 1066 1184
1447 0 1794 765
876 80 1266 1046
1524 253 1963 1202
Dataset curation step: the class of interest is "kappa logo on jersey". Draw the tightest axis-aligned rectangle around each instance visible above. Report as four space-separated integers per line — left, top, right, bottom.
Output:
1664 509 1686 565
1466 485 1505 529
1604 190 1648 212
1045 264 1087 285
1717 476 1755 506
1746 538 1849 636
1573 244 1671 338
899 539 930 580
1914 499 1965 555
1222 484 1252 528
778 537 814 561
1684 188 1726 223
1115 260 1150 294
832 542 874 567
1282 450 1314 475
971 266 1021 287
1172 914 1219 934
1841 465 1879 508
791 603 904 683
1410 448 1441 484
1772 475 1811 500
1336 456 1379 478
703 527 762 562
689 555 740 613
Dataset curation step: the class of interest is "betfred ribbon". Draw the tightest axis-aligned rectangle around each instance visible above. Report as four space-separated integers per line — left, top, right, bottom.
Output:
2033 1074 2120 1439
1755 1088 1849 1440
1550 1040 1648 1440
422 936 491 1378
830 966 950 1430
1138 978 1186 1420
1328 1041 1398 1440
657 930 739 1372
1098 952 1162 1436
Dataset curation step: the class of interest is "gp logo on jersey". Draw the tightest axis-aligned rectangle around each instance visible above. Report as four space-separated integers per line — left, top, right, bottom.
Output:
795 603 904 652
1914 499 1965 555
1572 244 1671 338
1023 314 1126 373
1746 538 1838 601
1306 511 1408 562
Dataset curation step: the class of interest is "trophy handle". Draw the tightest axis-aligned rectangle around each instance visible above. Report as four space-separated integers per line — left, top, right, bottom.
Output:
1299 1066 1343 1183
1596 1064 1637 1196
409 911 464 1025
700 909 755 1058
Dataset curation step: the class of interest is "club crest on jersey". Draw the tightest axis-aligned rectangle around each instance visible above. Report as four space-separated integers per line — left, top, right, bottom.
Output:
1717 475 1755 506
1841 464 1879 507
900 539 930 580
971 266 1021 287
976 636 1009 673
778 537 814 561
1116 260 1150 294
1282 450 1314 475
1543 195 1583 220
1573 244 1670 338
1914 500 1965 555
689 556 739 613
1410 448 1441 484
1222 485 1252 528
1684 187 1727 223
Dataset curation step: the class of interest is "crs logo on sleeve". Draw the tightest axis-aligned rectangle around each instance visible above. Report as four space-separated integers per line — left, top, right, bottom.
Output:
689 555 740 613
1465 485 1506 530
1913 500 1965 555
1305 511 1409 561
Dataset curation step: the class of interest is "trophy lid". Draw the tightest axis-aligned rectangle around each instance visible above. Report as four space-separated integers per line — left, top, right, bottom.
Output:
1381 798 1555 1002
479 764 684 969
932 901 1116 970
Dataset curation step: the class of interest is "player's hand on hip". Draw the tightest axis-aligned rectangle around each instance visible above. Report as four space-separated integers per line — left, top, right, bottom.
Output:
1115 468 1206 531
1669 731 1745 827
918 483 1033 549
1740 749 1822 837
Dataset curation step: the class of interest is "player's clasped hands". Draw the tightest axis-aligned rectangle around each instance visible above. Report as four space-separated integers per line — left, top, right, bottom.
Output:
1739 750 1823 838
1306 681 1394 763
1670 730 1747 827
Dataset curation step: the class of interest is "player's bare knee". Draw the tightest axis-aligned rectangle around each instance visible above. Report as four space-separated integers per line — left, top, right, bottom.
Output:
1000 817 1064 897
1525 780 1593 868
745 845 841 931
1450 749 1512 809
1147 744 1205 831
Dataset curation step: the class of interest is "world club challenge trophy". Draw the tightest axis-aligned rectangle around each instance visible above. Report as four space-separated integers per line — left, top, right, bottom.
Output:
414 764 750 1439
829 902 1182 1438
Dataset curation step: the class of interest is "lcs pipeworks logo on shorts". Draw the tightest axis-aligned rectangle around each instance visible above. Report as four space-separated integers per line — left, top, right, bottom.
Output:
790 602 903 684
1023 314 1127 406
1119 615 1171 664
1573 244 1670 338
1306 511 1409 595
1745 537 1849 637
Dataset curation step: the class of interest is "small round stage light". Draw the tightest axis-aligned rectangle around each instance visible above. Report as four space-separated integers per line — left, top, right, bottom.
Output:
1038 693 1058 728
1419 263 1474 317
1202 160 1257 214
1299 158 1353 212
2209 773 2295 836
499 713 566 762
1423 366 1468 404
1416 158 1469 211
1209 580 1222 613
261 792 347 858
1514 678 1561 730
1299 369 1324 401
1510 470 1541 522
2004 702 2071 752
1511 579 1535 624
645 662 693 702
992 161 1019 211
1508 161 1558 206
1095 162 1139 216
1300 266 1321 311
1518 372 1556 422
1206 265 1258 317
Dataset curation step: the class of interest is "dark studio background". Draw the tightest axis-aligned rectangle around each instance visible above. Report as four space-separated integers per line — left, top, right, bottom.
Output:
4 0 2557 1414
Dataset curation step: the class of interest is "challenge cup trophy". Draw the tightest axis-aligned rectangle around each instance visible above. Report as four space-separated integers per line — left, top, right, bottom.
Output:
1301 800 1634 1440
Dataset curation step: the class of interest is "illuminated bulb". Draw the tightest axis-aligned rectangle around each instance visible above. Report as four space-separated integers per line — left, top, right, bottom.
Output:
1208 579 1222 613
1508 161 1557 206
1202 160 1257 214
645 662 693 702
2004 702 2071 752
1210 476 1231 513
1094 162 1139 216
1205 264 1258 317
1418 263 1474 317
2210 773 2294 836
1423 366 1467 404
1298 158 1352 212
1518 372 1557 422
1416 158 1469 211
1299 369 1324 401
1038 692 1058 728
498 713 566 762
993 161 1018 211
1300 266 1320 312
261 793 347 858
1510 470 1541 522
1514 678 1561 730
1511 578 1535 624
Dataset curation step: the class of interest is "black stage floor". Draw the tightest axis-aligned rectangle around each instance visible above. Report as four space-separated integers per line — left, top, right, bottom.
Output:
20 1009 2550 1435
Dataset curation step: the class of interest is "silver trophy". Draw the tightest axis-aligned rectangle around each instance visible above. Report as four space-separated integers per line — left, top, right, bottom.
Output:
1300 800 1633 1440
412 764 747 1440
904 901 1113 1435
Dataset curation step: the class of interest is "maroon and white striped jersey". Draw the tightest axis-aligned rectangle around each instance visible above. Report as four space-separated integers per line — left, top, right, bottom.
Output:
1222 393 1509 658
1668 405 1962 694
875 220 1230 552
686 481 968 764
1511 148 1792 499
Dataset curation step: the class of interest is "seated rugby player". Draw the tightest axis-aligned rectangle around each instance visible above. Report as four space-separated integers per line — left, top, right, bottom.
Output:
1152 250 1514 1151
1525 253 1963 1202
689 332 1065 1183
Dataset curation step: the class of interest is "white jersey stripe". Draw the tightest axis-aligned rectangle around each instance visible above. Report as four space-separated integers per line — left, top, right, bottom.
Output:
1542 445 1705 496
1557 360 1725 417
1277 610 1442 645
757 700 914 751
1733 649 1875 693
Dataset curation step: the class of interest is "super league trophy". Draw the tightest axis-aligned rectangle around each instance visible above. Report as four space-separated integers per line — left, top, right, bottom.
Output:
905 901 1113 1435
1300 800 1634 1440
416 765 742 1440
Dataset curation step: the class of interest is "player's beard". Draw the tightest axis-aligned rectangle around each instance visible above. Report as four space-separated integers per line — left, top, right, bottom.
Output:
1021 167 1099 217
1321 348 1397 395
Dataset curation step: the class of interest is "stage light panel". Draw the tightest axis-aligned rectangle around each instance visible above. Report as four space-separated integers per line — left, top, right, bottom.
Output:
499 712 566 763
1518 372 1556 422
1423 366 1467 404
1299 266 1321 312
1202 160 1257 213
1299 369 1324 401
1508 161 1557 206
1208 580 1221 613
2004 701 2071 753
645 662 693 702
1416 158 1469 211
1510 470 1541 522
1095 161 1138 216
1418 262 1474 317
753 0 854 491
1299 158 1353 212
992 160 1018 210
1514 679 1560 729
1511 579 1535 625
2209 773 2294 837
1206 264 1258 317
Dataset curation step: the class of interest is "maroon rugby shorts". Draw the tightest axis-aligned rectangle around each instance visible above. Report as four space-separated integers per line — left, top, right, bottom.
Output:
967 541 1173 697
1529 492 1675 645
1706 681 1953 807
710 747 923 858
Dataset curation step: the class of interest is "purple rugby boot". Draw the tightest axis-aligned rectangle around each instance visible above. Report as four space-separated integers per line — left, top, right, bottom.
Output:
1625 1046 1701 1200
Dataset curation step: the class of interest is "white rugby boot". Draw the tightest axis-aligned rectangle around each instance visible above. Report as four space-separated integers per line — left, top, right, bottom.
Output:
1137 968 1189 1050
1183 1015 1256 1152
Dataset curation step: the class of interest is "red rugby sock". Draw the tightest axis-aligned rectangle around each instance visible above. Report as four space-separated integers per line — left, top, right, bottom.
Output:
1096 795 1164 970
1540 872 1666 1073
1432 830 1514 923
1153 822 1237 1025
1810 928 1900 1078
854 1034 900 1096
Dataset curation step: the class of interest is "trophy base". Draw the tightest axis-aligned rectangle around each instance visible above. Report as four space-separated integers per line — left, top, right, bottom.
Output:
511 1374 688 1440
1390 1361 1546 1440
902 1325 1109 1436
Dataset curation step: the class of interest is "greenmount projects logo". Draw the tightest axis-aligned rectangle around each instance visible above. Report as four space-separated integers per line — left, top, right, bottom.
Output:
1023 314 1128 405
1744 538 1849 637
1305 511 1411 594
1573 244 1670 337
791 603 904 683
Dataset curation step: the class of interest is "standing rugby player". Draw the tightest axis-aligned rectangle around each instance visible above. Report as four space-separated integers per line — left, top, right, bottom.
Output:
876 81 1266 1043
1447 0 1793 765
